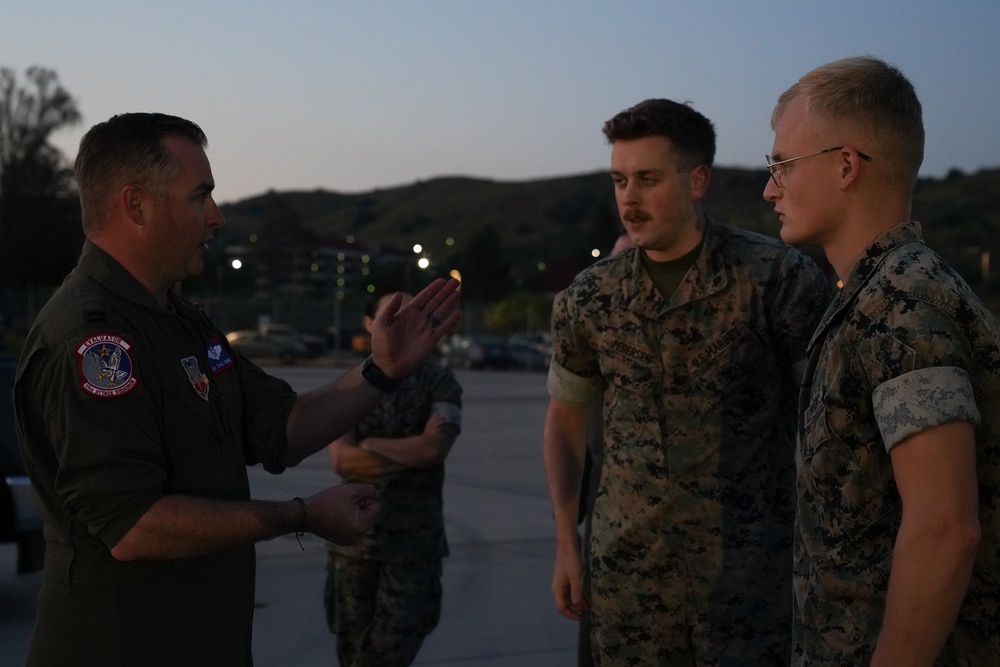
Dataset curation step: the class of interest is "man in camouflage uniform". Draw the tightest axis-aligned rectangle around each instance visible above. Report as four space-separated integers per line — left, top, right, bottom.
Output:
325 289 462 667
543 98 830 665
764 56 1000 665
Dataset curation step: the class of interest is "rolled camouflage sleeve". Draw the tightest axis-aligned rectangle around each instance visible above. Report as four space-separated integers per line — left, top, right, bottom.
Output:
430 367 463 439
547 359 601 407
873 366 981 451
548 287 601 406
863 296 981 450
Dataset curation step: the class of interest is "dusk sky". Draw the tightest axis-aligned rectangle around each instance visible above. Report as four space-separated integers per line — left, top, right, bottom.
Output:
7 1 999 205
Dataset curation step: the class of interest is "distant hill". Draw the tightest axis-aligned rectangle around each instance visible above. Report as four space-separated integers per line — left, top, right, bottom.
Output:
219 165 1000 298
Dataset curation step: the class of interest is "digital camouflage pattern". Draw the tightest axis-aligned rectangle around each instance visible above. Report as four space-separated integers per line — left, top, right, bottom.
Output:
327 556 443 667
330 357 461 562
794 221 1000 666
326 356 461 666
549 217 831 665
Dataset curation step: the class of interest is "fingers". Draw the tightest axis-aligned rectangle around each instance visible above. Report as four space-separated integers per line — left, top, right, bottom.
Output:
552 564 586 621
423 413 447 436
427 311 461 342
348 483 379 504
430 285 462 321
408 278 445 309
399 280 461 341
409 278 461 319
373 291 403 327
306 484 381 545
570 576 586 616
553 581 582 620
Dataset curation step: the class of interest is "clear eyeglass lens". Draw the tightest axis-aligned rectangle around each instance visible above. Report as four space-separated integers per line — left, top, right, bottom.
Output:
767 163 783 188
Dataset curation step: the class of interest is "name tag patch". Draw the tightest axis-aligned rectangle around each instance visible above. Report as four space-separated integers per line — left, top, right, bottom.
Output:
77 334 138 398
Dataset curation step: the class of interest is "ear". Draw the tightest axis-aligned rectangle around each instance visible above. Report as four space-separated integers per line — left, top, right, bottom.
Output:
120 184 151 226
688 165 712 201
363 315 375 335
838 149 862 191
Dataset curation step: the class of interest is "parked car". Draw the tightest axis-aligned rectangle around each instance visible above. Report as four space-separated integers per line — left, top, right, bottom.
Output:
507 340 551 371
225 330 309 364
508 331 553 355
507 332 552 369
0 352 44 573
441 334 510 370
257 323 326 358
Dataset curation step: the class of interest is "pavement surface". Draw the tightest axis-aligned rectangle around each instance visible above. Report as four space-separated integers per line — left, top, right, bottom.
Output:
0 363 580 666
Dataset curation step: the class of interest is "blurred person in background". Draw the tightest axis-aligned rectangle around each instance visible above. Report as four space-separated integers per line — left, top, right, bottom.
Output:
544 98 830 665
326 287 463 667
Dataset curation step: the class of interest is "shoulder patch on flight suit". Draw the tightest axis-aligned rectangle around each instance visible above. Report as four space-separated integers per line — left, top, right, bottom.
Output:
76 334 139 397
206 338 234 375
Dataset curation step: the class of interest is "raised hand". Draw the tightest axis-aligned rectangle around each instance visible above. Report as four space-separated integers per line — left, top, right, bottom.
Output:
369 278 461 379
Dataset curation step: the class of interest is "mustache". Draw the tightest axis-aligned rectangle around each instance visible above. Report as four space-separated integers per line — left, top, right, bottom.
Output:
621 208 649 223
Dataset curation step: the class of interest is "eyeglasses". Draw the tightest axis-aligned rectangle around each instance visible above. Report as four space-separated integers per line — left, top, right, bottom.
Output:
765 146 872 188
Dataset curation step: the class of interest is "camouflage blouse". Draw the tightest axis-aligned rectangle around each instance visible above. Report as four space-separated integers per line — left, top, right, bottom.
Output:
793 221 1000 665
333 357 462 562
549 217 830 663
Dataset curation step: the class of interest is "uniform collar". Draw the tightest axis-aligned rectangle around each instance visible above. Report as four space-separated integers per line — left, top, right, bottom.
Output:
620 214 729 316
839 220 924 300
77 240 175 313
808 220 924 351
674 215 729 302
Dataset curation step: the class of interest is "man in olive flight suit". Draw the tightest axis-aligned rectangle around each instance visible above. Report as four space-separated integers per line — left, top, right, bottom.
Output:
14 112 460 666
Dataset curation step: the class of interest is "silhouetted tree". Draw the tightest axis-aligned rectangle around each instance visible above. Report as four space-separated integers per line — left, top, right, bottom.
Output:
455 224 510 303
0 66 82 286
486 292 552 334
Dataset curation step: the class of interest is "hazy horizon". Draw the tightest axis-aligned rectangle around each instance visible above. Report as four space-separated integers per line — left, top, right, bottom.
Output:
8 1 999 205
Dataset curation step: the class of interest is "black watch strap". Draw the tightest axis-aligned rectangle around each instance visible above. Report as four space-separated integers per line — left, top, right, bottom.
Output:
361 355 401 392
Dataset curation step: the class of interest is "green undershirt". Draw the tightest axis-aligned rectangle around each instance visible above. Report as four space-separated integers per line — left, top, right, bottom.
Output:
640 237 704 299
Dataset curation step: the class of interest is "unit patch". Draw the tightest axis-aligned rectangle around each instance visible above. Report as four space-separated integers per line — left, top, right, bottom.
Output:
77 334 138 398
181 356 211 401
206 338 234 375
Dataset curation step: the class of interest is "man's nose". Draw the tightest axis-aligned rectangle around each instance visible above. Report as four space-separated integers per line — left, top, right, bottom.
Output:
763 177 781 202
208 197 226 228
620 181 640 205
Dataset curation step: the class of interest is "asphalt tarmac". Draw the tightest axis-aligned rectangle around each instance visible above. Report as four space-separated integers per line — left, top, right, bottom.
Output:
0 365 579 666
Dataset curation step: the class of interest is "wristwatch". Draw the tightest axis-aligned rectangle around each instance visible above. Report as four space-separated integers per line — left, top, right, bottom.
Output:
361 354 401 392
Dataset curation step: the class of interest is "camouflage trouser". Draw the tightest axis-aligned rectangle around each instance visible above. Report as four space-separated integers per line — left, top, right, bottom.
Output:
324 553 442 667
588 561 789 667
588 566 697 667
